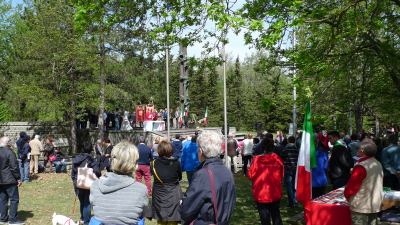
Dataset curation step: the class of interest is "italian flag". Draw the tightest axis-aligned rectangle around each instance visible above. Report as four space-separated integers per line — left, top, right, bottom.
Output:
204 107 208 126
295 101 317 205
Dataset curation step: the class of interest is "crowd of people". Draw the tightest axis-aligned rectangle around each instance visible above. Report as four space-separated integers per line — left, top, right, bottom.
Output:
70 130 236 225
0 133 68 224
0 127 398 225
244 128 396 225
76 106 207 131
15 133 67 180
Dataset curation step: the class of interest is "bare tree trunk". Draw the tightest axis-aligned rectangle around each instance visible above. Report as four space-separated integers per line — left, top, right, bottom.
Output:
375 116 380 136
354 56 368 133
354 105 363 133
70 99 77 154
68 67 78 154
98 26 105 140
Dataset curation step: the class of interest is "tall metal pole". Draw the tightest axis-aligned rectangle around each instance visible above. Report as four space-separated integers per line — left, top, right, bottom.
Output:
222 44 229 168
166 47 170 140
293 78 297 135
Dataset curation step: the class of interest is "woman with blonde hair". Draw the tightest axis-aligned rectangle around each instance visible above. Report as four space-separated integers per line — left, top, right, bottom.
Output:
151 140 182 225
90 141 150 225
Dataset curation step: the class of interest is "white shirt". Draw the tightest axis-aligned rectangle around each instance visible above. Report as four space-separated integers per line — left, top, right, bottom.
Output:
243 139 254 156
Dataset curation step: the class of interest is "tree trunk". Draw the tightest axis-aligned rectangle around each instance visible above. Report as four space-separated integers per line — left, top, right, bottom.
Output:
375 116 380 137
353 56 368 134
354 105 363 133
348 110 353 135
68 67 77 154
98 25 105 140
70 99 77 154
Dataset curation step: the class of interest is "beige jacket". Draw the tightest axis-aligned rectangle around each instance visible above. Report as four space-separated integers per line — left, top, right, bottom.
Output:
349 157 383 213
29 138 43 155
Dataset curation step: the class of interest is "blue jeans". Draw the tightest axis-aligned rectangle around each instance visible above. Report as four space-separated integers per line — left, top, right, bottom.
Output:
53 161 66 173
0 184 19 223
18 160 29 182
77 189 91 225
284 168 297 206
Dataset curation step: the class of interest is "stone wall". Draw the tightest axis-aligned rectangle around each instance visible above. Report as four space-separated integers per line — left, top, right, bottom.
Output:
0 122 237 154
0 122 68 147
0 122 162 154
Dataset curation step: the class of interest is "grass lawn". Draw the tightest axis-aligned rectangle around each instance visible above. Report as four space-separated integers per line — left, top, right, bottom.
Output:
17 172 303 225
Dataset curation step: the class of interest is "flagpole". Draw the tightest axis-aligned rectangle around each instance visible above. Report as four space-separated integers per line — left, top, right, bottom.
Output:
292 30 297 136
222 44 229 169
166 47 170 140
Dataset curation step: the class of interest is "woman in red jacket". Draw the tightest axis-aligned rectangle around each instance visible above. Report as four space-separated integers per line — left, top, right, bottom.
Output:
248 137 284 225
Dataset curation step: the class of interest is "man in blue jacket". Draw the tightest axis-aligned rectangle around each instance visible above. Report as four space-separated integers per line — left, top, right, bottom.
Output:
181 135 200 184
135 136 153 196
0 136 25 225
172 134 183 161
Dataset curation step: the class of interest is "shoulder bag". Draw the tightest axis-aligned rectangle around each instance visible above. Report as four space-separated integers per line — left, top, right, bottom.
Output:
77 162 98 190
190 167 218 225
151 160 163 184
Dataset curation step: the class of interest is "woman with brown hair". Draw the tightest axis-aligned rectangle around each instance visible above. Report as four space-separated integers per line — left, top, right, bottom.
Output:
43 135 55 172
151 140 182 225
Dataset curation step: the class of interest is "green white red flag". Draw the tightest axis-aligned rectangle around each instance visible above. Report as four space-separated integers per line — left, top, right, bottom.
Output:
295 101 317 205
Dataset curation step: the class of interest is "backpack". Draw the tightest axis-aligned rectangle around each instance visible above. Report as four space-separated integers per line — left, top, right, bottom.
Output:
76 162 98 190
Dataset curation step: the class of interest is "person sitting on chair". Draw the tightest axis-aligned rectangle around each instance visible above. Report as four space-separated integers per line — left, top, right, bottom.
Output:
53 148 67 173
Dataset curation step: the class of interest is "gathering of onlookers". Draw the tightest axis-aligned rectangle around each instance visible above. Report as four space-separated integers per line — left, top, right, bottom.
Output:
2 125 400 225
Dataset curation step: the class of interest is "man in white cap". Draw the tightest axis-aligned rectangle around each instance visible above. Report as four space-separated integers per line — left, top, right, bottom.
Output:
29 135 43 175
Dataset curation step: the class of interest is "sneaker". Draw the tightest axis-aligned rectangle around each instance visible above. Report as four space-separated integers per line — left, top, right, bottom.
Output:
8 220 25 225
0 220 7 225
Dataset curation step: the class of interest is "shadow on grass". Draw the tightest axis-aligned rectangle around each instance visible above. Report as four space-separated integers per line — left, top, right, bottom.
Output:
231 174 304 225
18 210 34 221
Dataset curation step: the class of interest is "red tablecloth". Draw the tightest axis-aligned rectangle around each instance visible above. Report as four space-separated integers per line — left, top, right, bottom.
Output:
309 188 351 225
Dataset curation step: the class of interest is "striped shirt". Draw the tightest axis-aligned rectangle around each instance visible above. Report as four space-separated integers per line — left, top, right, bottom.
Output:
282 143 299 170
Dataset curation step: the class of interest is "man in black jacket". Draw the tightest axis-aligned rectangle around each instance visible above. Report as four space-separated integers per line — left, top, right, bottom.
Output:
71 141 100 225
328 131 354 189
100 138 113 172
0 136 24 225
282 136 299 207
